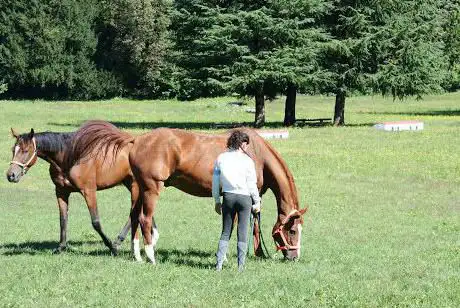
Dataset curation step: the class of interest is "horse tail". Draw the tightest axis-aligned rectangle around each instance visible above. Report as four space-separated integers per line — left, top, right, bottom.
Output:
67 120 134 168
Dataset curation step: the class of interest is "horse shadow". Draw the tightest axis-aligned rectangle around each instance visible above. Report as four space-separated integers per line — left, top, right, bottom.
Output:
0 240 216 268
0 240 108 256
153 248 215 268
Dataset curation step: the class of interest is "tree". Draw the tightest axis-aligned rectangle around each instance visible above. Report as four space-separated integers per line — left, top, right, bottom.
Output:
323 0 448 126
441 1 460 91
172 0 330 127
95 0 172 98
0 0 121 99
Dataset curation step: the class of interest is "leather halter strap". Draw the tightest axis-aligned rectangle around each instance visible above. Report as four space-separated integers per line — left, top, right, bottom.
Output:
272 209 301 251
10 138 37 175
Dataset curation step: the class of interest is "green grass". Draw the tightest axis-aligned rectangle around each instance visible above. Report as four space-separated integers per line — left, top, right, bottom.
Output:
0 93 459 307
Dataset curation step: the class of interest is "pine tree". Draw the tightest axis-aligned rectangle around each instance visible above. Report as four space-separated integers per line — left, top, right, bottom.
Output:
172 0 330 127
96 0 172 98
0 0 121 99
323 0 448 126
441 0 460 91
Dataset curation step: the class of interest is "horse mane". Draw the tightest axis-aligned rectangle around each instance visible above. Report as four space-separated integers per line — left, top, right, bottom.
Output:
248 130 300 211
67 120 134 168
20 132 75 153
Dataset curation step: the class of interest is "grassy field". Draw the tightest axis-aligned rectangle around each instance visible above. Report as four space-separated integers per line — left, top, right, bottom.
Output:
0 93 459 307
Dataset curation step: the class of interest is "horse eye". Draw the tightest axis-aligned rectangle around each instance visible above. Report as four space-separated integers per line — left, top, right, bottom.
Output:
289 230 296 235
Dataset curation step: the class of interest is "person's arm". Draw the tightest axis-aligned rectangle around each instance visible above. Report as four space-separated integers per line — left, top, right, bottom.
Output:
212 159 222 205
247 159 261 211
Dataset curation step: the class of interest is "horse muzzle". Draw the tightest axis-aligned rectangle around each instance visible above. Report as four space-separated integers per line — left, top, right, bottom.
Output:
6 167 22 183
6 173 20 183
281 247 300 261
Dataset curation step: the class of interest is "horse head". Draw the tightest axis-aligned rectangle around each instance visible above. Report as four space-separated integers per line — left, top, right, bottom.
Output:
6 128 38 183
272 207 308 261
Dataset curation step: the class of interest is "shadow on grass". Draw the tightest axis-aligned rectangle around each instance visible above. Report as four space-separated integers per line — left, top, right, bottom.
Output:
153 248 215 268
0 240 214 268
362 109 460 117
343 122 381 127
0 241 271 269
48 120 328 130
0 240 103 256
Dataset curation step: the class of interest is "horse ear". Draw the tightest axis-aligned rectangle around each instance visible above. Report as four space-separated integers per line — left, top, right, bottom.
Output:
11 128 19 138
29 128 34 138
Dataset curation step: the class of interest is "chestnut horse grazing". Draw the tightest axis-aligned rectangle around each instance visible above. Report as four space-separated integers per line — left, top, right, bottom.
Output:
6 121 157 258
129 128 307 264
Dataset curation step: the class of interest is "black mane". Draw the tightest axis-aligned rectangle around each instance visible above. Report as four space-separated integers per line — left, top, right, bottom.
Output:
21 132 75 153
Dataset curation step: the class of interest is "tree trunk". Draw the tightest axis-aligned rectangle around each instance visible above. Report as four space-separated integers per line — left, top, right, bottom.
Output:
254 87 265 128
283 83 296 126
333 90 346 126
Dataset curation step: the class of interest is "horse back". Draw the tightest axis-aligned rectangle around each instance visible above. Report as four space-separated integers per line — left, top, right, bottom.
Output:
130 128 266 196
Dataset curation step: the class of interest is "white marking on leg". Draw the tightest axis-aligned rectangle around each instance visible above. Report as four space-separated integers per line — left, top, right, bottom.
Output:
297 224 303 259
132 238 143 262
152 227 160 248
145 244 156 264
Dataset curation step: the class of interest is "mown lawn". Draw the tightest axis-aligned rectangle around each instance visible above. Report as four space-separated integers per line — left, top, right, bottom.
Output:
0 93 459 307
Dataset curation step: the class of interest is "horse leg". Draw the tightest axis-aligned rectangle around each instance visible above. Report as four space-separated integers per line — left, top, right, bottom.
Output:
82 188 117 255
130 197 143 262
113 218 131 252
113 179 139 252
53 188 70 254
115 180 159 254
152 216 159 247
140 181 163 264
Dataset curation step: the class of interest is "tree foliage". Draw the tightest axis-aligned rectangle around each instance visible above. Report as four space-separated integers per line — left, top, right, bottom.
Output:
323 0 448 125
172 0 330 126
442 0 460 91
0 0 121 99
96 0 172 98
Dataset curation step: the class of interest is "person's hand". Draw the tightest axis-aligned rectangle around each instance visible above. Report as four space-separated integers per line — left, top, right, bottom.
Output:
215 202 222 215
252 202 261 214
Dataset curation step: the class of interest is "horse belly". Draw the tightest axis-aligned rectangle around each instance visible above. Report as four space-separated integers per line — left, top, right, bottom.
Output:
166 174 212 197
96 166 130 189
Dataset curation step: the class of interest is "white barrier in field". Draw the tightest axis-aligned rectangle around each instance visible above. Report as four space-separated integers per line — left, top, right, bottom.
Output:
374 121 424 131
256 130 289 139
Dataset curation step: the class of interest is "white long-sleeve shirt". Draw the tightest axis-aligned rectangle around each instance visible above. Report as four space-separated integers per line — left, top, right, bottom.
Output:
212 150 261 205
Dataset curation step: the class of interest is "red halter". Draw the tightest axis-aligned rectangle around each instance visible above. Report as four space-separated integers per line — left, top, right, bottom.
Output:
272 210 301 251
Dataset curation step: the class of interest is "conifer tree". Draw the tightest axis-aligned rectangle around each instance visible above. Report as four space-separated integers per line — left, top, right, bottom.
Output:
173 0 330 127
323 0 448 126
0 0 121 99
96 0 171 97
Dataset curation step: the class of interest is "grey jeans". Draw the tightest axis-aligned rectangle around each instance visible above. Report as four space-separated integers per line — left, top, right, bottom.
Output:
220 192 252 243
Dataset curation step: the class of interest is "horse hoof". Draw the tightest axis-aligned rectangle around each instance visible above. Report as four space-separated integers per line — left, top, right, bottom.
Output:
112 239 122 250
110 248 119 256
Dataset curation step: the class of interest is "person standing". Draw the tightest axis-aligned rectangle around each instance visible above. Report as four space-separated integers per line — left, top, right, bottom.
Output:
212 130 261 271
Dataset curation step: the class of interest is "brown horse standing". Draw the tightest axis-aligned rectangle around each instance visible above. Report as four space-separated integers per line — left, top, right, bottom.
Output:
6 120 157 258
129 128 307 264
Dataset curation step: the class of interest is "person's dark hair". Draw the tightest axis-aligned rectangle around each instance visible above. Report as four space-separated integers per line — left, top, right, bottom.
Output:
227 130 250 150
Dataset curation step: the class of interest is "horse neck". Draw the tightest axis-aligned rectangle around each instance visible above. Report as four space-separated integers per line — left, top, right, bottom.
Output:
35 132 73 169
261 143 299 220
